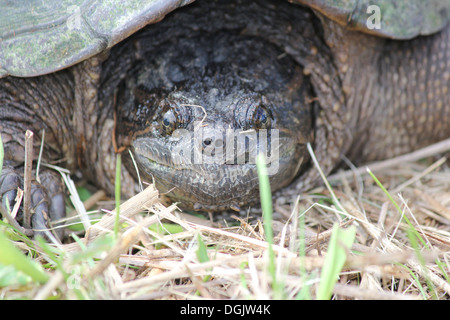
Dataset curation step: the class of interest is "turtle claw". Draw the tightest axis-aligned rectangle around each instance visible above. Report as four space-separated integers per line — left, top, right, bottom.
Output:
0 167 20 214
0 166 66 240
37 171 66 239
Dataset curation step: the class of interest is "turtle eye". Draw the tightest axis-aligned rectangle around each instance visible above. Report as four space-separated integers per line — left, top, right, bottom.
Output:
252 105 272 129
161 108 178 135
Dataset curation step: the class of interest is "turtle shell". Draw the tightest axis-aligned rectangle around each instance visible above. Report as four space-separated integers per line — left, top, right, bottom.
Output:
1 0 448 78
0 0 193 78
290 0 449 39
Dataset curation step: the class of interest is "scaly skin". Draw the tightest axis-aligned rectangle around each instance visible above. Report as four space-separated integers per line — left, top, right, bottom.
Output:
113 30 312 211
0 0 449 237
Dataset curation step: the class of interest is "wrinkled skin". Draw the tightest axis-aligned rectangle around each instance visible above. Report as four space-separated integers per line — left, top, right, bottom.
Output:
115 31 312 211
0 0 449 238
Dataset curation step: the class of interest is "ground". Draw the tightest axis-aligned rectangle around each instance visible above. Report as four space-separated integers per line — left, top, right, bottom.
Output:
0 138 449 300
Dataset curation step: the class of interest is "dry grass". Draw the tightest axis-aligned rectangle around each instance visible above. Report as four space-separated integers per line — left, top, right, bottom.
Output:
1 141 449 300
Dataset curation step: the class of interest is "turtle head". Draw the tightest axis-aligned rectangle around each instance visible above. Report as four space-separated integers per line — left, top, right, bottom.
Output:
117 32 314 211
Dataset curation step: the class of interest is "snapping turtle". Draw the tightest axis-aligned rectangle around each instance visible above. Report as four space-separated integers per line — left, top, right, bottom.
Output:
0 0 449 238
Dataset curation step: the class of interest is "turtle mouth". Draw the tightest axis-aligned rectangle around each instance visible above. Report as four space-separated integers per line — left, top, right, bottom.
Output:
138 156 260 210
131 135 305 210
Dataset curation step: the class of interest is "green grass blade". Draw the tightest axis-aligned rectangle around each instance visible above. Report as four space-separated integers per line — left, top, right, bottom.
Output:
0 231 48 284
256 153 274 255
307 143 347 215
239 261 250 296
256 153 282 298
70 233 115 265
317 223 356 300
0 134 3 176
196 233 210 264
195 233 212 295
400 263 428 300
149 222 184 235
366 168 428 248
114 153 122 238
296 209 313 300
0 264 33 287
367 168 439 296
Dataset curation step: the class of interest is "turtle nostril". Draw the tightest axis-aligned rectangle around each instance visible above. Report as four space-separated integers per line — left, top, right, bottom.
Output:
203 138 212 147
203 137 224 149
214 138 224 148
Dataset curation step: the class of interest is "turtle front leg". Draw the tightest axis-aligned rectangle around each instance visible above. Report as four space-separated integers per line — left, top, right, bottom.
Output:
0 165 66 240
1 71 75 240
